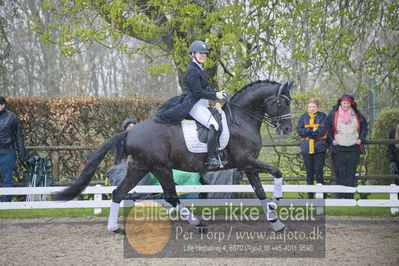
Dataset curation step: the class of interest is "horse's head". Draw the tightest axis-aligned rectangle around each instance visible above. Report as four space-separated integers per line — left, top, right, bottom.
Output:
264 81 293 135
226 80 293 135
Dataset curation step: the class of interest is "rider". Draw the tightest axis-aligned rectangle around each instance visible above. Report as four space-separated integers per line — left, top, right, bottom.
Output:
186 40 228 169
156 40 228 169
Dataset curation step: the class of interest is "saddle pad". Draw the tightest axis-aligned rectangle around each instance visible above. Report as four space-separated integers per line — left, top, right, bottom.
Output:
181 111 230 153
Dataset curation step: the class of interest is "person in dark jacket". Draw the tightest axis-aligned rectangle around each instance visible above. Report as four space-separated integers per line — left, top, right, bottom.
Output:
327 94 368 199
0 96 26 202
387 123 399 188
105 118 154 200
297 98 328 198
113 118 136 165
156 40 228 169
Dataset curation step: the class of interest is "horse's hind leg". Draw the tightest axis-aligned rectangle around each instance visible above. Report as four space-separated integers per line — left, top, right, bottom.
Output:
107 163 148 233
150 168 180 207
245 171 285 232
151 167 204 231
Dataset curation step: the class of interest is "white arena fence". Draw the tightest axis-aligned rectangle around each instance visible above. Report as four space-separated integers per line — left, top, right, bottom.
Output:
0 184 398 215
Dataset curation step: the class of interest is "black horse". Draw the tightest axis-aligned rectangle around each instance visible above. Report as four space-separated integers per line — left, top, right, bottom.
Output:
54 79 293 233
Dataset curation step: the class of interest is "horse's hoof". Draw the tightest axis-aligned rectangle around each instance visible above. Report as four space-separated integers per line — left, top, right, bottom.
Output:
271 220 285 232
197 224 208 234
112 228 126 235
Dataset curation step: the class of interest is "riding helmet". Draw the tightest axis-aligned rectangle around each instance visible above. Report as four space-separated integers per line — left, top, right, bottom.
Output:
189 40 210 53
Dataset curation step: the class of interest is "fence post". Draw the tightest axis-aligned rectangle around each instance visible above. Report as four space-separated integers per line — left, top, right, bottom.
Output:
389 184 398 215
315 183 324 215
94 184 102 215
50 139 60 181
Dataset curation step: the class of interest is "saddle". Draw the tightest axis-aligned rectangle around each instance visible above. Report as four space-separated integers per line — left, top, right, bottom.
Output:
181 104 230 153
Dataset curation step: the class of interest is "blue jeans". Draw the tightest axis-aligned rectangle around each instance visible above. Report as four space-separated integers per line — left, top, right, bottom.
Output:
0 149 17 202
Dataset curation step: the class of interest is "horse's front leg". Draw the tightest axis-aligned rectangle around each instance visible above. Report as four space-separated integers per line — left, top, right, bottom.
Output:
245 157 282 177
244 157 283 199
245 171 285 232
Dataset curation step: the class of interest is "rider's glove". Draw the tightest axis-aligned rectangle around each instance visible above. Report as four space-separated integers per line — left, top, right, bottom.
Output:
216 91 228 100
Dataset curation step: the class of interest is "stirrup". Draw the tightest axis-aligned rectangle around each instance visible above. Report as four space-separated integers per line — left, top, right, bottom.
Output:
206 157 227 170
216 152 228 167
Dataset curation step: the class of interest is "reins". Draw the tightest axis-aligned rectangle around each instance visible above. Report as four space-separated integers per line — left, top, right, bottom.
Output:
224 98 292 129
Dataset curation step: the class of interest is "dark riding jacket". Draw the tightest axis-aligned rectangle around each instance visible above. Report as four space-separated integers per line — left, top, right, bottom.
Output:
297 111 328 154
0 109 26 160
156 61 217 124
113 118 136 165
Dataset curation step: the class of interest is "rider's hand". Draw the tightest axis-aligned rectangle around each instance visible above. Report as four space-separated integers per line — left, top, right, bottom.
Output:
216 91 228 100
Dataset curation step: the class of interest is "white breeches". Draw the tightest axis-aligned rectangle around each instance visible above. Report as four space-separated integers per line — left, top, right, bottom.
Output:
189 99 219 131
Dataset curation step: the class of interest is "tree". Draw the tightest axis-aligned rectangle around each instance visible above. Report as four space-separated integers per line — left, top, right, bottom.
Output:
1 0 179 97
0 0 15 94
37 0 398 100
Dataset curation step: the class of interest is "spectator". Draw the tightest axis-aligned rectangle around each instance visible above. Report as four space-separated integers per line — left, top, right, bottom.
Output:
297 98 328 198
105 118 154 200
113 118 136 166
0 96 26 202
387 123 399 188
327 94 367 199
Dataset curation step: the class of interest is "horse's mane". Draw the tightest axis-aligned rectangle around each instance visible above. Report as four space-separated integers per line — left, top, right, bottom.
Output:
229 79 280 102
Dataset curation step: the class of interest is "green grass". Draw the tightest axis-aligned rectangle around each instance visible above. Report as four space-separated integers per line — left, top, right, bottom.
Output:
0 206 394 219
325 206 393 216
0 208 110 219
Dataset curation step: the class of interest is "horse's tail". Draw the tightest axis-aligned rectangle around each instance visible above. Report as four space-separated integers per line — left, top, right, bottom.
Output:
52 131 129 201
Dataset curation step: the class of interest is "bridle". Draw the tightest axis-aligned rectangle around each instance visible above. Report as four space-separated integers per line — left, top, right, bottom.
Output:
225 95 292 129
223 81 293 130
264 100 292 129
265 82 293 128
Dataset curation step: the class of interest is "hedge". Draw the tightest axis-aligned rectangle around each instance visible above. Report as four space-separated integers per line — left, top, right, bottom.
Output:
7 96 163 181
366 108 399 184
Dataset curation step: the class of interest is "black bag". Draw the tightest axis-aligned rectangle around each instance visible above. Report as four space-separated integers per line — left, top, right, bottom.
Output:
201 169 244 199
105 161 127 186
23 155 53 187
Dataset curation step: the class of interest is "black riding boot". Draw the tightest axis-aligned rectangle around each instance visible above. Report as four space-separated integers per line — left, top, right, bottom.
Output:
206 125 227 169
